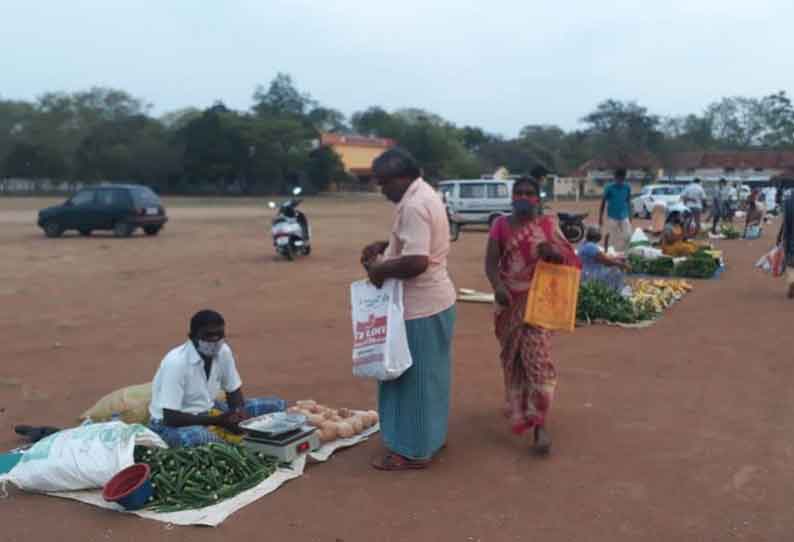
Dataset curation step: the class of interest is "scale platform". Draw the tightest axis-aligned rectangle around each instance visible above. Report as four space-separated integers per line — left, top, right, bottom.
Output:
241 425 320 463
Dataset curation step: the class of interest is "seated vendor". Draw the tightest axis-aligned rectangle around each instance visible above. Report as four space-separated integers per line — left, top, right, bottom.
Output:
578 226 631 291
148 309 286 448
744 189 765 239
662 210 700 257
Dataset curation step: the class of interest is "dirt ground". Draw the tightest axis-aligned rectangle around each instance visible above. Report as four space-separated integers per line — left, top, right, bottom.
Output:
1 195 792 542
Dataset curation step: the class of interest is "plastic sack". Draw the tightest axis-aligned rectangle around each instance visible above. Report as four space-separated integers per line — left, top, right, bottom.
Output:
524 261 581 332
755 246 785 277
350 279 413 380
628 228 651 248
1 422 166 492
80 383 227 424
80 383 153 424
627 245 664 260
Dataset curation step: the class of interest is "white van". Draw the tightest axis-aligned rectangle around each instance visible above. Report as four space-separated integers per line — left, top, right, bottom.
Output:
438 179 514 226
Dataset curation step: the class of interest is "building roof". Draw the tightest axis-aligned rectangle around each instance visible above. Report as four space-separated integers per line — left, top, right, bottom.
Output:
668 151 794 170
320 133 396 149
578 150 794 175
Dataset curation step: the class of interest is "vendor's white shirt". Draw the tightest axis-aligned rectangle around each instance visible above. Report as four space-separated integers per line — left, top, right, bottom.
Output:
149 340 242 420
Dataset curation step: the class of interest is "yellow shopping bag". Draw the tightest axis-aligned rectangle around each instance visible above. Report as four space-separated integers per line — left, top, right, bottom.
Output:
524 260 581 332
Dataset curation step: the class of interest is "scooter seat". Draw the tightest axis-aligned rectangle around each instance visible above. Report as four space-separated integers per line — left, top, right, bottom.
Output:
557 212 588 221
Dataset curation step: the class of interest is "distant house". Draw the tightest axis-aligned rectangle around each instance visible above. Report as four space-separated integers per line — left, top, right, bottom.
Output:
318 133 396 186
660 151 794 187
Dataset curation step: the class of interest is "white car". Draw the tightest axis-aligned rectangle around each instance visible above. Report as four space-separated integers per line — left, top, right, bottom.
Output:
631 184 684 218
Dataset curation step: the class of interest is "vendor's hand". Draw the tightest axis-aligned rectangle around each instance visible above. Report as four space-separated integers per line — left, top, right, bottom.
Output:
217 411 244 433
538 242 564 264
361 241 388 268
367 263 387 289
494 284 511 307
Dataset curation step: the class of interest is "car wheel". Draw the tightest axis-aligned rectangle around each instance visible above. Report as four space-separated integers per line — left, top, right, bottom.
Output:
78 228 92 237
113 222 134 238
143 225 162 236
44 222 63 238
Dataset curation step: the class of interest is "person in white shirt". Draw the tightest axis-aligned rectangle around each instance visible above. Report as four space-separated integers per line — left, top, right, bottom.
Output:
148 310 286 447
681 178 707 235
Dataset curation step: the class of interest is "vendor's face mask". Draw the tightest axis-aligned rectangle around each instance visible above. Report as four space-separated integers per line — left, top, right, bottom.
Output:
196 339 224 358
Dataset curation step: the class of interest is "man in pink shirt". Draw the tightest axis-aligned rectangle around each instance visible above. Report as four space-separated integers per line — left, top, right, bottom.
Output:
361 148 456 471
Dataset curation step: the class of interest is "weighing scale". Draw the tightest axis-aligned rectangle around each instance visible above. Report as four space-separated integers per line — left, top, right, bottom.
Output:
239 412 320 463
241 425 320 463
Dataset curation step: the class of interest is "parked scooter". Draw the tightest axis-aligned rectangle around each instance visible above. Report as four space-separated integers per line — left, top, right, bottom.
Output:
268 187 311 261
557 212 588 244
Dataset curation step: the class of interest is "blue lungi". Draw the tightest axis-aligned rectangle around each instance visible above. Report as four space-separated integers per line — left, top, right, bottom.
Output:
148 397 286 448
378 306 456 460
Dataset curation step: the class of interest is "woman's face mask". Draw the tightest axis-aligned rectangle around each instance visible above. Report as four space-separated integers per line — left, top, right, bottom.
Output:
512 195 540 216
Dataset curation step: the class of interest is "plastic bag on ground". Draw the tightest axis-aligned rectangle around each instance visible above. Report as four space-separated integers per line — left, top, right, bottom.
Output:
350 279 413 381
1 422 166 492
755 246 785 277
80 383 153 424
629 228 651 248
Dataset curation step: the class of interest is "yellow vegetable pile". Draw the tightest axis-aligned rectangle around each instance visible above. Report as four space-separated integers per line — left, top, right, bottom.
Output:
288 400 379 443
630 279 693 316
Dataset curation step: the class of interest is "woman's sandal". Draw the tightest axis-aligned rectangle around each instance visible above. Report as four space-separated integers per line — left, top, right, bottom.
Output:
371 453 431 471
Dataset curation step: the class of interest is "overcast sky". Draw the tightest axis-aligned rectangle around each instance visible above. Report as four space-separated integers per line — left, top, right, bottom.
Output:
3 0 792 137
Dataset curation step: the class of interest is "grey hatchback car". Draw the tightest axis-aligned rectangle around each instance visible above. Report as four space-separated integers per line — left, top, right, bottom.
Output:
37 184 168 238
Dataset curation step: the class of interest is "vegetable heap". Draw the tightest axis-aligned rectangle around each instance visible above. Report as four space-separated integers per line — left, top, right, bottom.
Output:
630 279 692 316
720 224 742 239
133 443 278 513
627 249 718 279
627 255 675 276
288 400 378 443
673 249 719 279
577 279 693 324
577 281 647 323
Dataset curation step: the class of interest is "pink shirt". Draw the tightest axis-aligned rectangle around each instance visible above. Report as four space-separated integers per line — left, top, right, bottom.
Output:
384 178 456 320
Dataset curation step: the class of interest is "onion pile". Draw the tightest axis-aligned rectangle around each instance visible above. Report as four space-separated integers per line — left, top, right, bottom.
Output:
288 400 379 443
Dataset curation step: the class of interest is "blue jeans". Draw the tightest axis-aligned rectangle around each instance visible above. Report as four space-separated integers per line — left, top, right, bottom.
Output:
148 397 286 448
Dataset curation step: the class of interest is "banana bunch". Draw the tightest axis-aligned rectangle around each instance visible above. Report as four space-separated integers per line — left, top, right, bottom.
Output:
630 279 693 315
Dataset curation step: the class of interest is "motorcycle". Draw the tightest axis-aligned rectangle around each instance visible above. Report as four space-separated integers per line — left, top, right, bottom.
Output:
268 187 311 261
556 212 588 244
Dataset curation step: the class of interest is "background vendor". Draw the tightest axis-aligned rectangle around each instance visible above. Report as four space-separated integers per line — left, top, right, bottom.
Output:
148 309 286 448
662 210 699 257
578 226 631 291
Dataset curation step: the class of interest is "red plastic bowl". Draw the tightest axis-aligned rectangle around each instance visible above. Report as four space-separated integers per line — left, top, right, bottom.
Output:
103 463 151 508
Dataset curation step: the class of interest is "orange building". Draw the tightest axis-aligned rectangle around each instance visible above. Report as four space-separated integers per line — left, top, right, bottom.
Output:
319 133 396 185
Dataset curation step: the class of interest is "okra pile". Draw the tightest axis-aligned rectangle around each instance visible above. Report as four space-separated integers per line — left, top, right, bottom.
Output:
133 443 278 513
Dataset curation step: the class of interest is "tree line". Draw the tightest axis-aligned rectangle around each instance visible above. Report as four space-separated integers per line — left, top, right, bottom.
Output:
2 72 793 194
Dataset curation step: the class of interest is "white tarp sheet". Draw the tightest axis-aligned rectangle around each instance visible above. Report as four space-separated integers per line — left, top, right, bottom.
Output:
43 425 379 527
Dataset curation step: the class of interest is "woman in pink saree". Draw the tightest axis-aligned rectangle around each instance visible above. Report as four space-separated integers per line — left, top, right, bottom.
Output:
485 176 580 455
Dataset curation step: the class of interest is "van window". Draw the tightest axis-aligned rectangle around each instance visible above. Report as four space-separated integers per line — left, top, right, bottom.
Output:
459 184 487 199
439 185 454 199
131 187 161 207
70 190 96 206
487 183 509 198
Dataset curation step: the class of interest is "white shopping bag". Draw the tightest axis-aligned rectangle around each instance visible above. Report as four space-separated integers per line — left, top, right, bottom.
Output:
350 279 413 381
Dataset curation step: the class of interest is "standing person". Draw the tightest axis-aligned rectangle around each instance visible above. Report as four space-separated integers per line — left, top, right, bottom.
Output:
681 178 707 235
776 187 794 299
727 182 739 221
148 310 286 448
711 178 730 234
360 147 456 471
485 176 580 455
599 168 632 252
